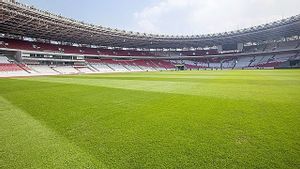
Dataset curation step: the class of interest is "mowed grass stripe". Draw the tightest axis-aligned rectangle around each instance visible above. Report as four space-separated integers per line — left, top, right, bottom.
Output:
58 70 300 81
0 96 106 169
54 74 300 86
21 75 300 104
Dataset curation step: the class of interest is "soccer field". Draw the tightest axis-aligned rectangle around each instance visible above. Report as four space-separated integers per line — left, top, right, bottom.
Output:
0 70 299 169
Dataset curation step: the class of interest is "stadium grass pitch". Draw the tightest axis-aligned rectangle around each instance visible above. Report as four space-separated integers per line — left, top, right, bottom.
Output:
0 70 299 169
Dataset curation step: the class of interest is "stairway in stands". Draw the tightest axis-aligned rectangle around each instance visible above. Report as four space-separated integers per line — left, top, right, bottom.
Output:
50 67 62 74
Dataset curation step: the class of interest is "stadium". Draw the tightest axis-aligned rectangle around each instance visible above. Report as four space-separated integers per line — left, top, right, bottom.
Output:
0 0 299 168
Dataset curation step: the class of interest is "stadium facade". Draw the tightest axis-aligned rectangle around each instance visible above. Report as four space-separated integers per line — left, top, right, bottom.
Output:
0 0 300 77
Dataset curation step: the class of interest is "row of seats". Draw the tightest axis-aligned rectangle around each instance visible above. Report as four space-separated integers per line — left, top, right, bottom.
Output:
0 63 24 72
28 65 58 75
86 59 176 72
1 38 221 57
0 38 156 57
168 53 296 69
235 54 295 69
243 40 300 53
0 55 33 77
52 66 79 74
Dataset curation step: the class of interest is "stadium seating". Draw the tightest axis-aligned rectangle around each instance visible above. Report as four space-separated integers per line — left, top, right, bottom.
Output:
152 60 176 70
0 37 299 77
53 66 79 74
0 38 226 57
277 40 299 50
0 64 23 72
92 63 114 72
234 56 253 68
76 67 94 73
0 55 10 63
28 65 59 75
84 59 175 72
0 63 32 77
0 38 157 57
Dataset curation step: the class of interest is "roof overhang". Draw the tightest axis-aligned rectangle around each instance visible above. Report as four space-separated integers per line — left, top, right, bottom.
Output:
1 0 300 49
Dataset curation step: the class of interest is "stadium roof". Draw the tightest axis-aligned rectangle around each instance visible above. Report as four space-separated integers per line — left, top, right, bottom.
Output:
1 0 300 49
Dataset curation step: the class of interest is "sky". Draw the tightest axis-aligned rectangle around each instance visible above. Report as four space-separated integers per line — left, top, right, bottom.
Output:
19 0 300 35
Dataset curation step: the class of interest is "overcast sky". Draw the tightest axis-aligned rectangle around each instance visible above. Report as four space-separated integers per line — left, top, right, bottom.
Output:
19 0 300 35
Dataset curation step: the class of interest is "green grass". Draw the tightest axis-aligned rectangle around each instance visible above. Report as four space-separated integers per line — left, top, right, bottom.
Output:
0 70 299 169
